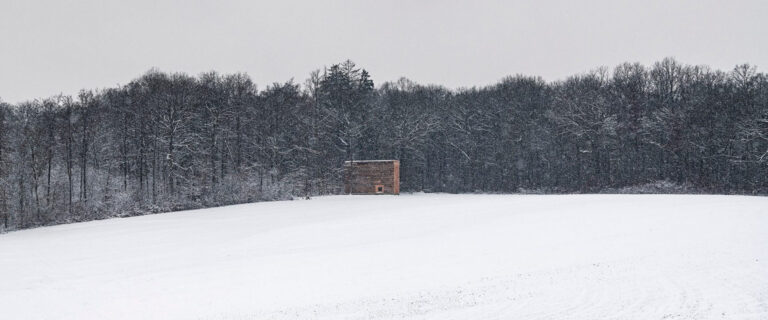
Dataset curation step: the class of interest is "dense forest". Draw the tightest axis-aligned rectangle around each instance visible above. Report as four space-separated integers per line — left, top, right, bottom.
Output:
0 58 766 231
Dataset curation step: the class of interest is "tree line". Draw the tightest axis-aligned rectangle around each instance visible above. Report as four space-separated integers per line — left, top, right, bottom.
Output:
0 58 766 231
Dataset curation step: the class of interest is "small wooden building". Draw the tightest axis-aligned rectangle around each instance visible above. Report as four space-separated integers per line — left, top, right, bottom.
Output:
344 160 400 195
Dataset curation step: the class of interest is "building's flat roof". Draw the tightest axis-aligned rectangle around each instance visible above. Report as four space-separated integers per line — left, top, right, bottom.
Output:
343 160 399 164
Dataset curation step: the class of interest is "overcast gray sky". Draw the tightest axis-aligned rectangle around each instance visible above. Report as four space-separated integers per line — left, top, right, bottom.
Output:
1 0 766 103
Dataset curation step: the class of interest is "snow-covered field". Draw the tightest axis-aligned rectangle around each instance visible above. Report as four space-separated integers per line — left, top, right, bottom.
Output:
1 194 766 319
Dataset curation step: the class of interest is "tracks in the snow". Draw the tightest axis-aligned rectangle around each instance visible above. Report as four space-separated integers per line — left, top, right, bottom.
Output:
215 254 768 320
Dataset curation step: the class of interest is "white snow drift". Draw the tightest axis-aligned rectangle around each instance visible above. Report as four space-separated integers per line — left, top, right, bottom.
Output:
0 194 766 319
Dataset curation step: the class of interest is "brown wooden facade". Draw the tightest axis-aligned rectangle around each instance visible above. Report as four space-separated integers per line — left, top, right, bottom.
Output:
343 160 400 195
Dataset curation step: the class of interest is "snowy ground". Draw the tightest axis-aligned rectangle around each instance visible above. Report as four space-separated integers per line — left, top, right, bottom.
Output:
1 194 767 319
